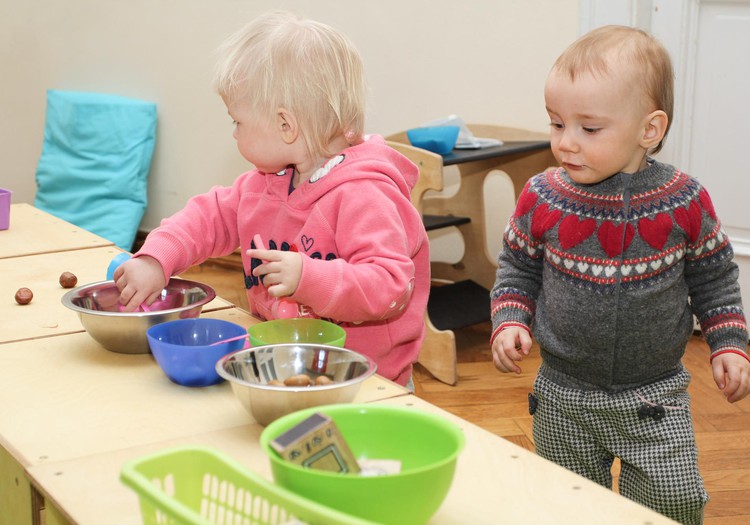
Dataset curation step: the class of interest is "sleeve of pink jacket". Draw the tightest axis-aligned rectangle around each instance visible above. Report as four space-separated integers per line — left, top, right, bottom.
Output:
134 177 248 282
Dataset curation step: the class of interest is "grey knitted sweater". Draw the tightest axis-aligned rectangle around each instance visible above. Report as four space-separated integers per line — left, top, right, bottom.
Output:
491 159 748 392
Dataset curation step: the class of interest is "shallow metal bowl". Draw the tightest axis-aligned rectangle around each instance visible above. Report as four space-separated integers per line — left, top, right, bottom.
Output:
62 278 216 354
216 344 377 426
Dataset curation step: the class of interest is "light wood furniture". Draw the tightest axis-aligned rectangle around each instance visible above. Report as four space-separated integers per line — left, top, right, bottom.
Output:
387 125 557 386
0 205 675 525
0 310 406 525
387 141 459 386
0 245 232 344
25 396 677 525
388 124 555 290
0 203 114 259
0 206 408 525
166 242 750 524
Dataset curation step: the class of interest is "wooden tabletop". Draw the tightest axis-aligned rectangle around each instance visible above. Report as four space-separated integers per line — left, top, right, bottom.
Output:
2 205 675 524
25 395 676 525
0 246 232 344
0 307 406 469
0 204 114 259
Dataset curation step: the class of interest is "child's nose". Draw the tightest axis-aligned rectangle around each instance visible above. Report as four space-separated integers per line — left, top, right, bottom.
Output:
557 129 577 152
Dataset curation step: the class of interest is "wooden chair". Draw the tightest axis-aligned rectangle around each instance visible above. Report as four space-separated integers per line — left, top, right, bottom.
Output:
388 124 556 386
387 140 458 386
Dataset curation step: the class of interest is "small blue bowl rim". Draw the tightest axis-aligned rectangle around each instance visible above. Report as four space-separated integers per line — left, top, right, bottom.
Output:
146 317 247 346
146 318 248 387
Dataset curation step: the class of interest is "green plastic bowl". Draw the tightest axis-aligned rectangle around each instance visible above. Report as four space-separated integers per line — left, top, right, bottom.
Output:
259 404 465 524
248 318 346 348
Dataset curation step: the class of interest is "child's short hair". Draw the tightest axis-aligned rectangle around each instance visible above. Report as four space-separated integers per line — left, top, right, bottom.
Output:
214 11 366 159
553 25 673 154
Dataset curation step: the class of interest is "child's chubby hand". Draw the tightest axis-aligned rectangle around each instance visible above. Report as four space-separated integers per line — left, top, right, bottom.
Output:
113 255 167 312
248 248 302 298
712 352 750 403
491 326 533 374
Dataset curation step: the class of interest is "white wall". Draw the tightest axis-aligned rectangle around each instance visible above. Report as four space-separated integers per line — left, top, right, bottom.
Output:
0 0 578 231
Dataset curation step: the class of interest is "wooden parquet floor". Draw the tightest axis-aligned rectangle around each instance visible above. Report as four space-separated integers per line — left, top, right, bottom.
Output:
182 260 750 524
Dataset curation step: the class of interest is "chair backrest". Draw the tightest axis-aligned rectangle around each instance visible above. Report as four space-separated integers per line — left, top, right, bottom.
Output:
385 141 443 214
34 90 157 251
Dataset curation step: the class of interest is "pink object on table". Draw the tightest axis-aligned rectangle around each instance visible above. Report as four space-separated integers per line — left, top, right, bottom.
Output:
273 298 299 318
0 189 11 231
253 233 267 252
208 333 250 347
254 234 300 320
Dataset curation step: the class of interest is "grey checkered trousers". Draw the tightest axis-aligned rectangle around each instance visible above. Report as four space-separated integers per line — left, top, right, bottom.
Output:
532 368 708 525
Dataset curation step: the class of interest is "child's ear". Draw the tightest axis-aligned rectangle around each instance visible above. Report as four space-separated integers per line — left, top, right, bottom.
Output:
641 110 668 150
277 108 299 144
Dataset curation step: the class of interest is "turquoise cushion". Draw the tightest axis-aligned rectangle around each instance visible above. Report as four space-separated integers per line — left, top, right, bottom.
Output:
34 90 157 250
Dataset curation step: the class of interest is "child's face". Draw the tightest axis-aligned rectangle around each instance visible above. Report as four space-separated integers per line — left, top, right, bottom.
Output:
544 65 652 184
225 100 290 173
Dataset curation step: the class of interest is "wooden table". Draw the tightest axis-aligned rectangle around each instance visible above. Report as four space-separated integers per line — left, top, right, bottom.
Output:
0 204 114 259
0 205 675 525
0 246 232 345
0 204 408 525
23 397 677 525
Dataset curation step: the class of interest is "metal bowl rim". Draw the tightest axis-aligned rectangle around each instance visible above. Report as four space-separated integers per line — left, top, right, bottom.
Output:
215 342 377 391
60 278 216 317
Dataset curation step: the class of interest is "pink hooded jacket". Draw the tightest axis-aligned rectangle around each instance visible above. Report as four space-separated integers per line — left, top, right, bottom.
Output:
136 135 429 385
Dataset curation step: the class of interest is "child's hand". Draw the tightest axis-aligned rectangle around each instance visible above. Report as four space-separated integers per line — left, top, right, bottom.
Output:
248 248 302 298
491 327 533 374
113 256 167 311
711 352 750 403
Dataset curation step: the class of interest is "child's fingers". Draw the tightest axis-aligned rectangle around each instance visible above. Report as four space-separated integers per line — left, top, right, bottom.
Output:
492 341 524 374
712 358 750 403
247 248 277 262
518 330 533 355
119 287 146 312
724 367 750 403
712 358 729 389
492 351 521 374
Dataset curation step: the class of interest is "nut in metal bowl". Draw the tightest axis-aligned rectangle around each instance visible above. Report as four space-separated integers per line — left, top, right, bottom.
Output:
61 278 216 354
216 343 377 426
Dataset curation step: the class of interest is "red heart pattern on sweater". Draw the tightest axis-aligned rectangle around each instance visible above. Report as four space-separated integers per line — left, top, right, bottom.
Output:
637 213 673 250
531 204 562 239
674 201 702 244
597 221 635 258
558 215 597 250
699 188 717 221
515 187 537 218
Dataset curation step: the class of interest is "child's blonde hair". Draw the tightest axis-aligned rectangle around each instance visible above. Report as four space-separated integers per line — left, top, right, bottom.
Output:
553 25 673 154
214 11 366 159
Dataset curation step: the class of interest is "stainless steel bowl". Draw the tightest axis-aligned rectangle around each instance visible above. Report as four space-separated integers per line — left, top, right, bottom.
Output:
62 278 216 354
216 344 377 426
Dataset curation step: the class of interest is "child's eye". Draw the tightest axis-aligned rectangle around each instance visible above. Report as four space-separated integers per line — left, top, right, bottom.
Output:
549 122 564 130
583 126 600 134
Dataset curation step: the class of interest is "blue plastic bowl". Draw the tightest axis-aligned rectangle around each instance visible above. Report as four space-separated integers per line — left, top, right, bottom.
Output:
146 318 248 387
406 125 460 155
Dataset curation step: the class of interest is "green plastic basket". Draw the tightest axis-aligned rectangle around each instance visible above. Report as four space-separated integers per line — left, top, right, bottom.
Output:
120 446 375 525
